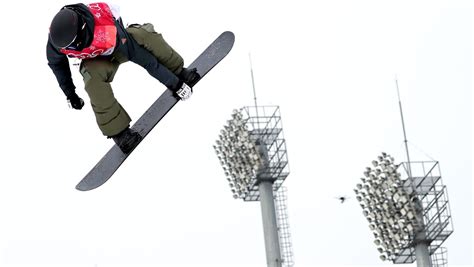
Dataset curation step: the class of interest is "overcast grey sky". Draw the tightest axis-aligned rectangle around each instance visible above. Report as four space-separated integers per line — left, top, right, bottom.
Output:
0 0 471 266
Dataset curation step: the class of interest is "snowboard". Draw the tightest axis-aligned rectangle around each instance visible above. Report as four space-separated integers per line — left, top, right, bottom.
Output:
76 31 235 191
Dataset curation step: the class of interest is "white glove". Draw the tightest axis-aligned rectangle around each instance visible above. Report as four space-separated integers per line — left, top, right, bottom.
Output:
175 82 193 101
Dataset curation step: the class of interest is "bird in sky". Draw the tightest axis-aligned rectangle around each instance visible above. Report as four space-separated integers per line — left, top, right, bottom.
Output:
336 196 350 203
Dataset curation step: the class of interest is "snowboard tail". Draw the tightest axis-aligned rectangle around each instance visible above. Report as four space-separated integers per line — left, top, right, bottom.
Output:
75 31 235 191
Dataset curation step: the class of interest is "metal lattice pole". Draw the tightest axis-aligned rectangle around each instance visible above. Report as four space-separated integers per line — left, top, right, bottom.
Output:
275 186 295 267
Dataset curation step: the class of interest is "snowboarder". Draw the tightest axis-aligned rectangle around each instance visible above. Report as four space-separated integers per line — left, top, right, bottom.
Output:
47 2 199 153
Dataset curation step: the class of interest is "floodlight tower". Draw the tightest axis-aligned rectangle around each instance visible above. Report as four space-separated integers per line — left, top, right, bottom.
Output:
354 81 453 266
214 106 291 267
213 56 292 267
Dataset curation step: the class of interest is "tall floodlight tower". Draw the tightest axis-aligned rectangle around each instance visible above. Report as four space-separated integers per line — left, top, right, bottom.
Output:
214 106 291 267
213 55 293 267
354 82 453 266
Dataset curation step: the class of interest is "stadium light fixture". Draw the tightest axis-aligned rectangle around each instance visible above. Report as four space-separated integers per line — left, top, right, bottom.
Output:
354 152 421 262
213 109 265 199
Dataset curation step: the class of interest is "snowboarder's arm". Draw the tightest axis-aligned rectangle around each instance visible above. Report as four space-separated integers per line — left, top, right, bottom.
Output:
46 38 76 98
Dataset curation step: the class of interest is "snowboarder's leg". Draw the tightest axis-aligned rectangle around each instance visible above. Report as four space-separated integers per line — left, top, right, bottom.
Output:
125 23 199 97
126 23 184 74
123 33 181 90
80 59 131 137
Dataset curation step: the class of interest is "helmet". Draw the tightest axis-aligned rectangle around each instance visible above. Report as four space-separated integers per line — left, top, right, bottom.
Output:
49 8 82 48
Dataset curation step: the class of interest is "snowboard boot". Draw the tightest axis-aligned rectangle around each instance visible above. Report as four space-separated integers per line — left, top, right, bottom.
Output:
179 67 200 86
110 127 143 154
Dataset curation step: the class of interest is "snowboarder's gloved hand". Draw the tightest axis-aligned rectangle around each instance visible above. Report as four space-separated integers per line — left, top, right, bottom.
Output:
174 82 193 101
67 92 85 110
179 67 200 86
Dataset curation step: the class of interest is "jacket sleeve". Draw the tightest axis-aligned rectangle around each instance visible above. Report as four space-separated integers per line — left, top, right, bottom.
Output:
46 38 76 98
